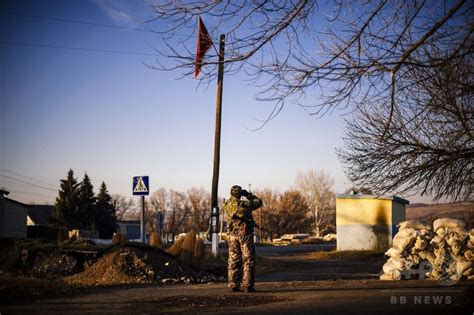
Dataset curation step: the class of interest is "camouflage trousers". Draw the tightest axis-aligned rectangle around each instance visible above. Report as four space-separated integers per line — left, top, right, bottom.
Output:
227 230 256 289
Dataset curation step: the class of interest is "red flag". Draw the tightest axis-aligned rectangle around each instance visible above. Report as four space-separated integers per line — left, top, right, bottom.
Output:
195 16 213 78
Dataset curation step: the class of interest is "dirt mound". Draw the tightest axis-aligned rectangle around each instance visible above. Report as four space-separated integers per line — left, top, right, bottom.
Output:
0 239 226 286
64 244 185 285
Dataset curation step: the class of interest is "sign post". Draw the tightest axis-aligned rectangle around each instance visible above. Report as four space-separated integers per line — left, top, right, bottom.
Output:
133 176 149 243
211 206 219 256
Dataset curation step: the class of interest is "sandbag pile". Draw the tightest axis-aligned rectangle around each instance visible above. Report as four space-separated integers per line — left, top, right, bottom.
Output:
380 218 474 282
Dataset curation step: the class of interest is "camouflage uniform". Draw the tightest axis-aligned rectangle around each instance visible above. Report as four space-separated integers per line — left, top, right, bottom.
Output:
223 185 263 291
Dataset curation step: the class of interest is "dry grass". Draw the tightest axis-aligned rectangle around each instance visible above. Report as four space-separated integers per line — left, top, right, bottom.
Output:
165 232 206 269
193 238 205 269
406 201 474 222
112 232 127 244
166 236 185 257
149 231 163 249
303 250 385 262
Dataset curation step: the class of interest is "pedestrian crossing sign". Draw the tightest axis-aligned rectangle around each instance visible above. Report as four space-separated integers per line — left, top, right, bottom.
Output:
133 176 149 195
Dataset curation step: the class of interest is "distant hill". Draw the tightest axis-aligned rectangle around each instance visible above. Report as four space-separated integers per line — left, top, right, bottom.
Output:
406 201 474 224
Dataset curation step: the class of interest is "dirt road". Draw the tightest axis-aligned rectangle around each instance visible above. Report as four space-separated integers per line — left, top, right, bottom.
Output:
2 248 473 314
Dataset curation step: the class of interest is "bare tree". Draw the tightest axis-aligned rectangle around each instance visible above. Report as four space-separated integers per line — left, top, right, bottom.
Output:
296 170 336 236
186 187 211 232
165 190 191 242
147 188 168 233
150 0 471 126
255 189 311 239
337 55 473 201
276 190 312 237
111 194 135 220
255 188 280 241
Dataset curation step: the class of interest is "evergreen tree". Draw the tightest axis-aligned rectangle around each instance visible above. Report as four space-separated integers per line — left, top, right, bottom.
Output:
54 169 80 229
95 182 117 238
78 173 96 230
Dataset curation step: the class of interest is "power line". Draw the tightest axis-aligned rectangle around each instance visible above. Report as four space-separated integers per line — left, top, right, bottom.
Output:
0 168 57 188
0 41 159 57
3 187 57 200
2 11 284 58
1 178 57 194
1 11 156 33
0 174 57 192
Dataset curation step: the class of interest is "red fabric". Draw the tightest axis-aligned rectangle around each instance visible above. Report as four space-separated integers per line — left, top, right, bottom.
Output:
195 16 213 78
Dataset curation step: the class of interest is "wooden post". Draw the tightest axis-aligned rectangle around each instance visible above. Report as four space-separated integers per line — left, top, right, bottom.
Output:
211 34 225 257
211 34 225 209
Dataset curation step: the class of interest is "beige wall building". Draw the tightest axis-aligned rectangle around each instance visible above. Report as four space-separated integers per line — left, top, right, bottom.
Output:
336 194 409 251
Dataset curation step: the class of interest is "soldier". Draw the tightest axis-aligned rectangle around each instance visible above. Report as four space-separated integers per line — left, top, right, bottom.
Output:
223 185 263 292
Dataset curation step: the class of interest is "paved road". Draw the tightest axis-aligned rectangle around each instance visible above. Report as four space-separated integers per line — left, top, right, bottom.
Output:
2 279 472 314
256 244 335 256
1 246 473 314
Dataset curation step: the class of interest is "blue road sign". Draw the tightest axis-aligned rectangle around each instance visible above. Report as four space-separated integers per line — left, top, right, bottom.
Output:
133 176 149 196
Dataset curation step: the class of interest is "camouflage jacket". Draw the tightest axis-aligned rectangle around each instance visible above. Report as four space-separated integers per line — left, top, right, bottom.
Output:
223 194 263 233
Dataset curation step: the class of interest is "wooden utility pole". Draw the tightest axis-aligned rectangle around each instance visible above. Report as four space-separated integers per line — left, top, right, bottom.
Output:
210 34 225 256
211 34 225 209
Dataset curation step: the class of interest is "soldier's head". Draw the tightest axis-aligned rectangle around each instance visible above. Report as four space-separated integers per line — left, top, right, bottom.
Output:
230 185 242 198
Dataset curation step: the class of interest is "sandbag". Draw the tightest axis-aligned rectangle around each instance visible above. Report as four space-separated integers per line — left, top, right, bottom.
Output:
419 250 436 265
464 249 474 261
395 228 417 238
413 236 428 251
445 232 465 247
380 269 401 281
456 260 472 275
468 231 474 249
449 226 469 235
380 273 395 281
383 261 398 274
463 268 474 277
385 247 401 258
435 228 448 238
392 228 417 251
433 218 466 231
406 254 421 266
392 235 415 252
380 218 473 282
398 220 431 231
388 257 405 270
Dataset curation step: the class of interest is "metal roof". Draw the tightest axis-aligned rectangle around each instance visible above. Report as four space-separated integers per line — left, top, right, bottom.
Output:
336 194 409 205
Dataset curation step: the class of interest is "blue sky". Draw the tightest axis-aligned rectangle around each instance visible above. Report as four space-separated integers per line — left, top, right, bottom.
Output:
0 0 431 204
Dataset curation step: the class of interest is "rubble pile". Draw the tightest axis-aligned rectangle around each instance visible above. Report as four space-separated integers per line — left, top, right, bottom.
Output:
0 239 95 278
0 239 226 286
380 218 474 282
